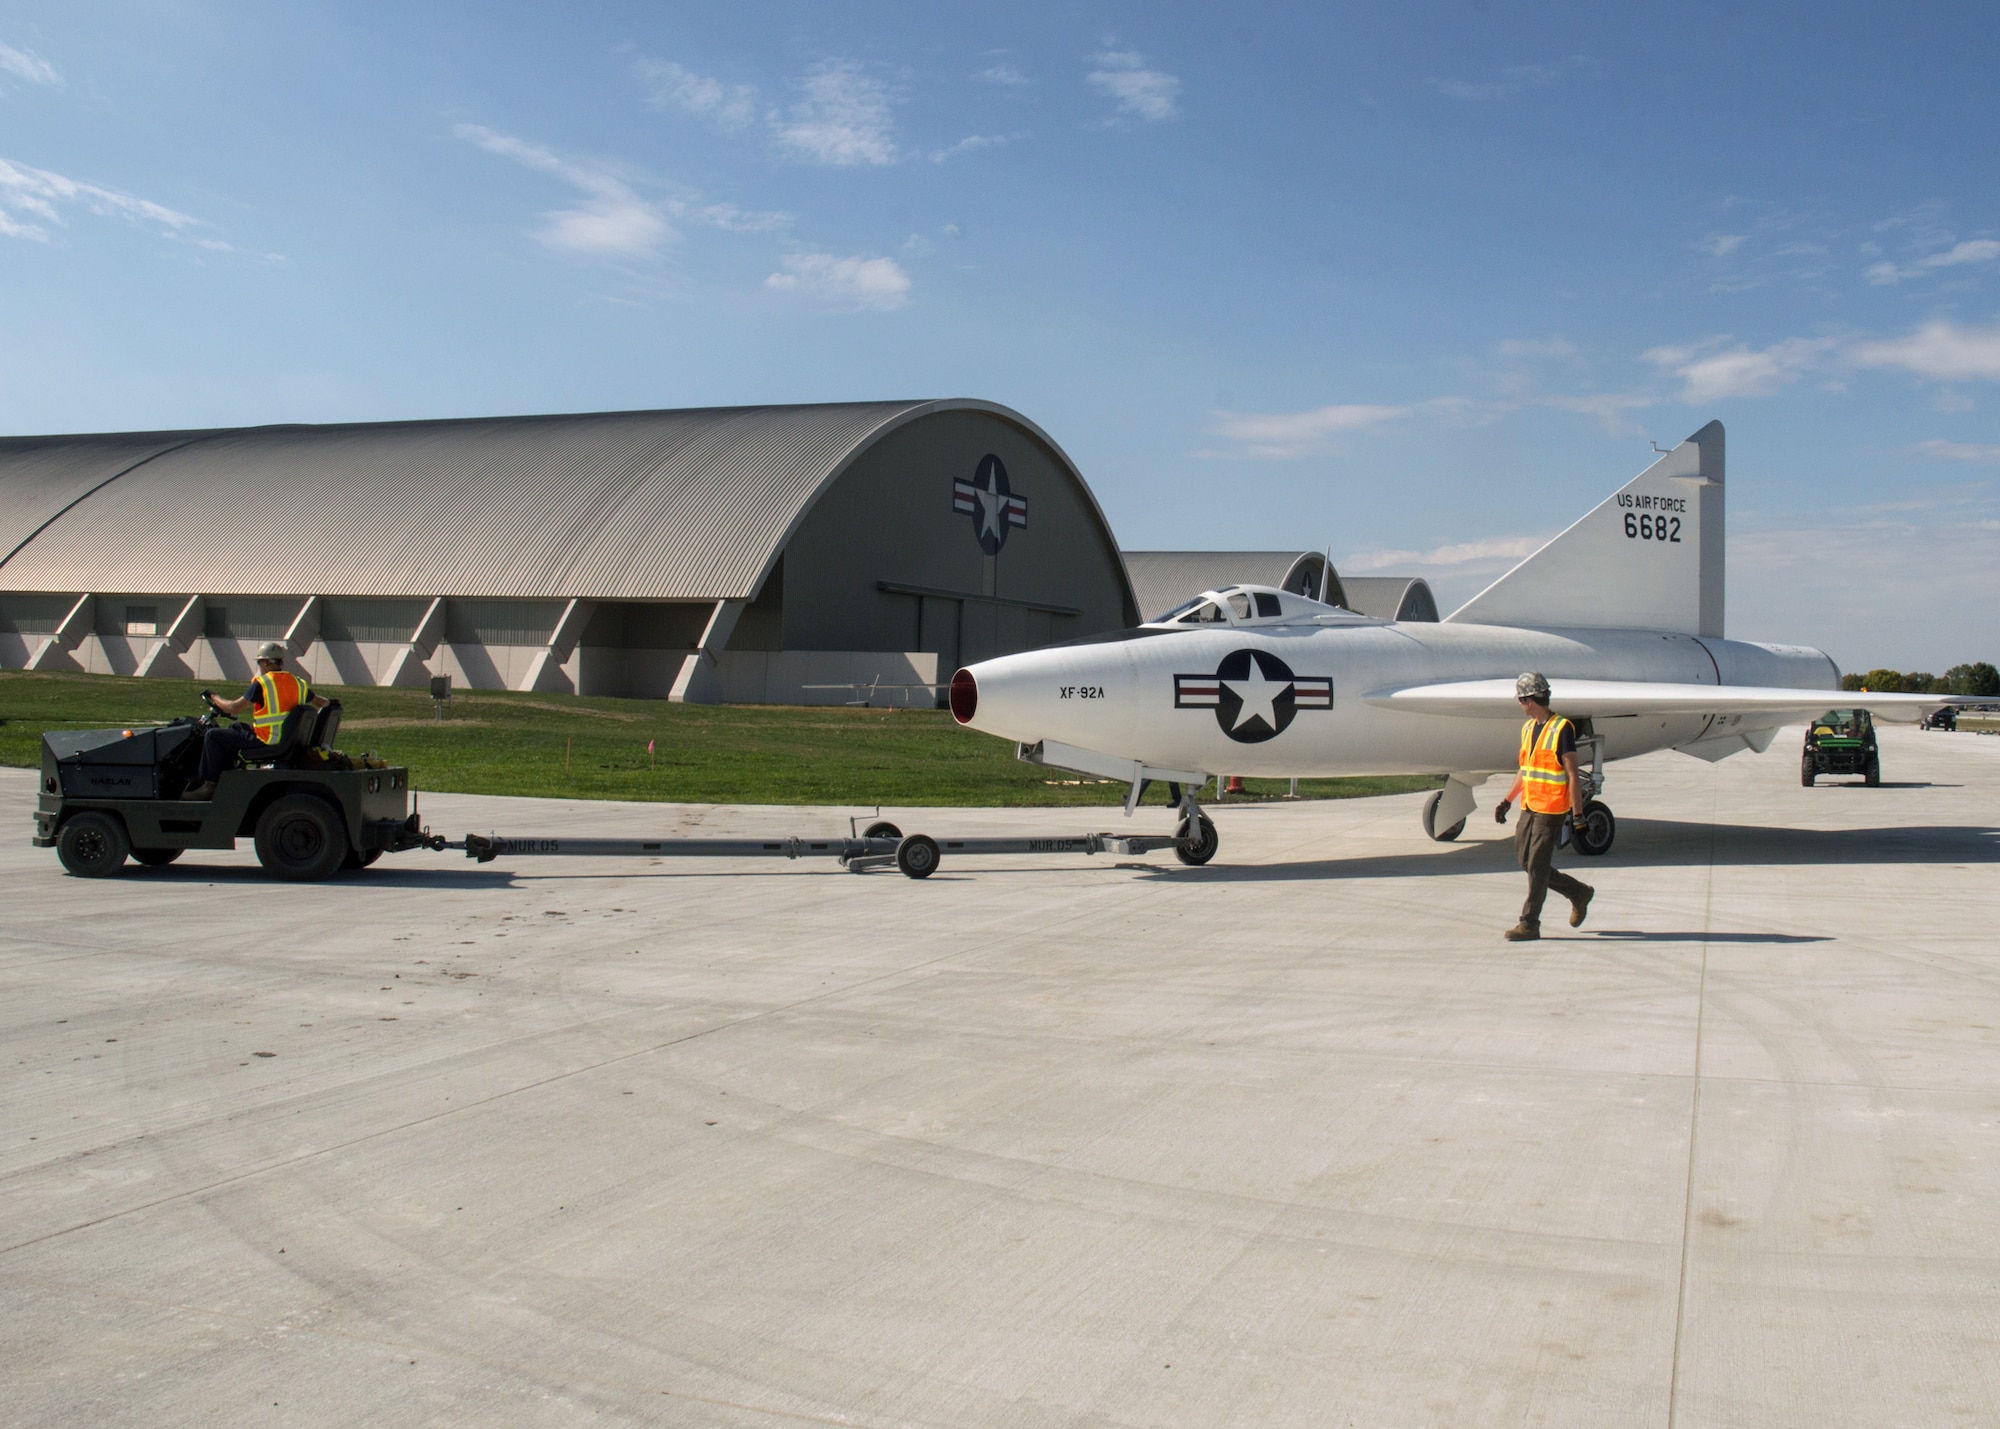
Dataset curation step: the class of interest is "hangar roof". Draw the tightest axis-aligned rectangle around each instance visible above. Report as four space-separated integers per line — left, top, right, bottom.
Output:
1121 550 1339 623
0 400 1105 603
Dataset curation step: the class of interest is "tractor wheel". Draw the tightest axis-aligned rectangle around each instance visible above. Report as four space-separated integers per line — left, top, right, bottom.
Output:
1175 814 1220 866
895 833 941 879
254 794 349 882
58 812 130 878
1421 789 1466 842
131 847 183 867
864 821 902 840
1572 800 1616 857
1801 752 1815 787
342 846 383 870
1864 753 1880 787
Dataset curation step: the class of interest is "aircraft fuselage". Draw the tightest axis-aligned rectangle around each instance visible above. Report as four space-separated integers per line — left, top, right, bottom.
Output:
956 621 1839 779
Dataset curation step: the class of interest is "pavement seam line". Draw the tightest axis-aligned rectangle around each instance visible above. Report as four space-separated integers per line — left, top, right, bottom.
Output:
0 923 1049 1260
1665 773 1719 1429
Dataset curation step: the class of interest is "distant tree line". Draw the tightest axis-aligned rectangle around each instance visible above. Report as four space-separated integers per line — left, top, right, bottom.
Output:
1840 662 2000 695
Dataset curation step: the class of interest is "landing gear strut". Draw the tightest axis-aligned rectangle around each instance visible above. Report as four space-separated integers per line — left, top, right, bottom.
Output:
1570 734 1616 856
1167 782 1219 866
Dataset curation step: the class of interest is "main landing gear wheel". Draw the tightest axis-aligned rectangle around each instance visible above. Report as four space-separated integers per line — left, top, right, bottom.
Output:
58 811 130 877
254 794 349 882
1420 789 1465 842
131 847 183 867
895 833 940 879
1571 799 1616 857
1175 813 1219 866
864 821 902 840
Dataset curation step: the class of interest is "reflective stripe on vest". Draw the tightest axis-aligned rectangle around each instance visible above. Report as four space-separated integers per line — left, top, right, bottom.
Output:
251 670 309 744
1518 715 1574 815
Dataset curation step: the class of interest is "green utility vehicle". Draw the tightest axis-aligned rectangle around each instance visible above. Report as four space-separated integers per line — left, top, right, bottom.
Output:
34 697 441 880
1801 708 1879 786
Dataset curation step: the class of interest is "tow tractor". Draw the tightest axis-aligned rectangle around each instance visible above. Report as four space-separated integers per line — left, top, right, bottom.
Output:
35 696 443 879
34 703 1218 881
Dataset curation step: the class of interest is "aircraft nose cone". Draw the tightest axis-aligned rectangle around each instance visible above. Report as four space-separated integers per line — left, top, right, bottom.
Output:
949 668 978 724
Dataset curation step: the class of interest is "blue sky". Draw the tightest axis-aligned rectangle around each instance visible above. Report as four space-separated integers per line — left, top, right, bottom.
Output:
2 2 1995 670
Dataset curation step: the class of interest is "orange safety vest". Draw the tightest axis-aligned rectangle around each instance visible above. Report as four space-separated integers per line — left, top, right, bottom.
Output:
1518 715 1575 815
251 669 310 744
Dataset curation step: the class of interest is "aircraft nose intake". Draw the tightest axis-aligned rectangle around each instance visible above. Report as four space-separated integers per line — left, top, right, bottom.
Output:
949 668 978 724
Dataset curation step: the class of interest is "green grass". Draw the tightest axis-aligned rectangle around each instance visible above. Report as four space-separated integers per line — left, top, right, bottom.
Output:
0 668 1441 808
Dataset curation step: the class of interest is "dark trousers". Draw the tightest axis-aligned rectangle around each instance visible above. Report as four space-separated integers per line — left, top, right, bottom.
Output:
1515 810 1589 928
199 724 262 782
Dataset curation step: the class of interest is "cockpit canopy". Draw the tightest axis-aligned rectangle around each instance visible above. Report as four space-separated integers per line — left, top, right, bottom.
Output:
1142 583 1382 629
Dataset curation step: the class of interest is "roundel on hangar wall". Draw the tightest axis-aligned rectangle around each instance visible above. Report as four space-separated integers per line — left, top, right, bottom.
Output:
952 453 1029 555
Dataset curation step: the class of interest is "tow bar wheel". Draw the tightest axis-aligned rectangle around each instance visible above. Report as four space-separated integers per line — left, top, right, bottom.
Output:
1175 814 1220 866
255 793 350 882
895 833 941 879
57 811 130 877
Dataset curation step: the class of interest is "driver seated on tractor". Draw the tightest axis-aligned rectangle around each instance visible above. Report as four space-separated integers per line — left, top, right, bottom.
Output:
181 641 329 800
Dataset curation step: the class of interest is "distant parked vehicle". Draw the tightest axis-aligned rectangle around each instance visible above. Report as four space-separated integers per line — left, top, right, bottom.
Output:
1802 709 1879 786
1922 707 1958 731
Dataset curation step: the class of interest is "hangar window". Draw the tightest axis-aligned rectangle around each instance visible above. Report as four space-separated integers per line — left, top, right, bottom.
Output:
124 606 158 637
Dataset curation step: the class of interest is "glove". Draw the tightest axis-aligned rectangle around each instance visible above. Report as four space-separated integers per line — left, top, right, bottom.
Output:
1494 799 1511 824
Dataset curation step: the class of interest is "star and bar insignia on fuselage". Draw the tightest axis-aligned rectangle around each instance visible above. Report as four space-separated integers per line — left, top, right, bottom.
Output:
1175 648 1332 743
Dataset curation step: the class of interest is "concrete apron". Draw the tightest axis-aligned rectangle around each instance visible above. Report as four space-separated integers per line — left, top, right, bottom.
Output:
1 725 1996 1426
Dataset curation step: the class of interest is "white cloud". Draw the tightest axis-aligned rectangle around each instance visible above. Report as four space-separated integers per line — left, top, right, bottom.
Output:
775 61 897 166
978 64 1030 86
1343 534 1548 573
1088 51 1180 122
1914 438 2000 463
0 41 57 86
1496 336 1576 358
1849 319 2000 382
1206 403 1408 459
930 133 1005 163
1643 336 1836 403
457 125 673 258
636 58 756 131
1702 233 1746 258
457 124 789 259
764 252 910 310
1427 57 1589 103
0 155 209 246
1864 238 2000 285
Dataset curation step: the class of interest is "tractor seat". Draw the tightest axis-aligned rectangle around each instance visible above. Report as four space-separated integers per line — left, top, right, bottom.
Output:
236 704 315 769
308 700 343 751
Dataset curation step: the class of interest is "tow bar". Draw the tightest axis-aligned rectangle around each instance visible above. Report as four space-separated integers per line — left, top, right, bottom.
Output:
455 818 1203 879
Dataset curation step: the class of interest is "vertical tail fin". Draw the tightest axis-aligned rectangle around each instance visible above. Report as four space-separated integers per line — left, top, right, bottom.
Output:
1445 421 1724 636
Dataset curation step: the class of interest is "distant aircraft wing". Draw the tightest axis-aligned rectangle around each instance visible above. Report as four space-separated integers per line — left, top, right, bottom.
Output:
1364 679 1963 723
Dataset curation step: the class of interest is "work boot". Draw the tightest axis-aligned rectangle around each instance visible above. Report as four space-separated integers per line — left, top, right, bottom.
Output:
1503 923 1539 942
180 781 216 801
1569 886 1594 928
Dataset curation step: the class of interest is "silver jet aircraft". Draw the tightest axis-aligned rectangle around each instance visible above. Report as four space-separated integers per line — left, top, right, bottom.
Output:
948 422 1956 863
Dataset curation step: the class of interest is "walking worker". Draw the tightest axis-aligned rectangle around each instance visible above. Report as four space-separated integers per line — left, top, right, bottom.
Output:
182 642 329 800
1491 671 1594 941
